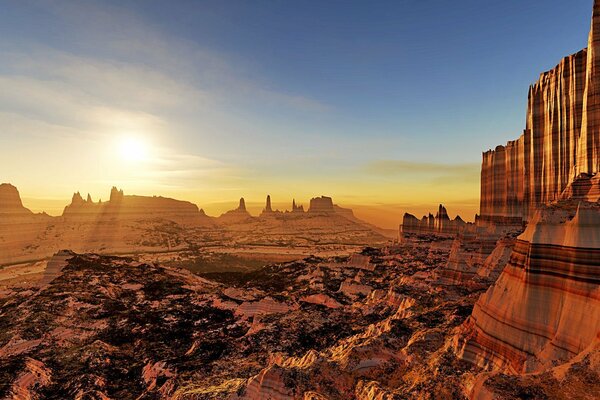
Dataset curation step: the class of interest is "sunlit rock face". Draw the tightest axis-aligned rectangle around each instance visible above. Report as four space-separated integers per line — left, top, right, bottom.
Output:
457 1 600 383
479 10 600 224
455 201 600 373
437 230 499 286
579 0 600 177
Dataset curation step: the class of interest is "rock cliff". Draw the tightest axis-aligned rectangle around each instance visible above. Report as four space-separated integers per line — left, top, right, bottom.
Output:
480 3 600 224
459 1 600 383
0 183 31 215
456 201 600 373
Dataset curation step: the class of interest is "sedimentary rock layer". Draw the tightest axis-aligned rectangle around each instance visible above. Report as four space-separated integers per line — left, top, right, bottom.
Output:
456 202 600 373
480 3 600 223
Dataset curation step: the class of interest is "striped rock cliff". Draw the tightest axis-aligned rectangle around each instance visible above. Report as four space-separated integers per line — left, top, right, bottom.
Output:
456 2 600 390
436 229 501 286
480 2 600 224
455 201 600 374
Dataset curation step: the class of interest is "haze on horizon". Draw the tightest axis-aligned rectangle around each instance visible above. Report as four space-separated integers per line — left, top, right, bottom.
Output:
0 0 592 228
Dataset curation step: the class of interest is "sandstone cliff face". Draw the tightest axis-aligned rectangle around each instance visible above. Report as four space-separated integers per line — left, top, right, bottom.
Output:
480 13 599 223
579 0 600 176
461 1 600 384
456 201 600 373
437 230 499 286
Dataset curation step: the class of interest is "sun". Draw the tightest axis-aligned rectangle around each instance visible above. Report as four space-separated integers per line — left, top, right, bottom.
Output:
118 136 148 162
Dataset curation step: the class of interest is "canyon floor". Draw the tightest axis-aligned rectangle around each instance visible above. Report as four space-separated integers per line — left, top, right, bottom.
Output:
1 236 598 399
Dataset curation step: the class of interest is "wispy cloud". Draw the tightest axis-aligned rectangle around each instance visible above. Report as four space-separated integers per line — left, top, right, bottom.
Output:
0 0 333 199
364 160 479 176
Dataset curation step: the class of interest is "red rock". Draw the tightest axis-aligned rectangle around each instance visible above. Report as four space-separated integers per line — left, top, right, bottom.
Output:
0 183 31 215
308 196 334 214
480 2 600 224
455 201 600 373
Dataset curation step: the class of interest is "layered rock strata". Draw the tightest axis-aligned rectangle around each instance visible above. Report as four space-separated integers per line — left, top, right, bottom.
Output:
456 201 600 373
437 230 499 285
480 3 600 223
459 1 600 379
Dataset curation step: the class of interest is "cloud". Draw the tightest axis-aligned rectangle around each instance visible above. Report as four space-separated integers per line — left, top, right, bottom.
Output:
362 159 480 189
364 160 480 176
2 0 330 114
0 0 334 199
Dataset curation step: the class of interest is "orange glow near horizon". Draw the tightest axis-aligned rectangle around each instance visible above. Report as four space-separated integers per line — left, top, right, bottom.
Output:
18 186 480 230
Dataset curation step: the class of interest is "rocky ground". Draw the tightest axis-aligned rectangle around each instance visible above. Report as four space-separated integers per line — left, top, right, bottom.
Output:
0 236 598 399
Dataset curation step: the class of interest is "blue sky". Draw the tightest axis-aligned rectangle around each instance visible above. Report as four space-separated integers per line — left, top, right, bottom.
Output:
0 0 593 226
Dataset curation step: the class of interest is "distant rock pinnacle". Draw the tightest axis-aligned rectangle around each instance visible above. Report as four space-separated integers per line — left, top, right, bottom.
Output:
265 195 272 213
238 197 246 212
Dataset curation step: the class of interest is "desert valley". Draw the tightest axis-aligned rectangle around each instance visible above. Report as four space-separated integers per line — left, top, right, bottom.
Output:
2 1 600 399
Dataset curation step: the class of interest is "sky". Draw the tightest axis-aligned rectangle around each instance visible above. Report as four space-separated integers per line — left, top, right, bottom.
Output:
0 0 594 228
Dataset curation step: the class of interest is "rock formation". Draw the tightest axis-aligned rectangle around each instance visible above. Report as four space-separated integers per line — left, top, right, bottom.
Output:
480 2 600 224
437 230 497 285
0 183 52 265
218 197 253 223
0 183 31 215
291 199 304 213
264 195 272 213
400 204 468 237
259 195 282 217
456 1 600 381
238 197 246 212
63 186 207 225
308 196 334 214
456 201 600 373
